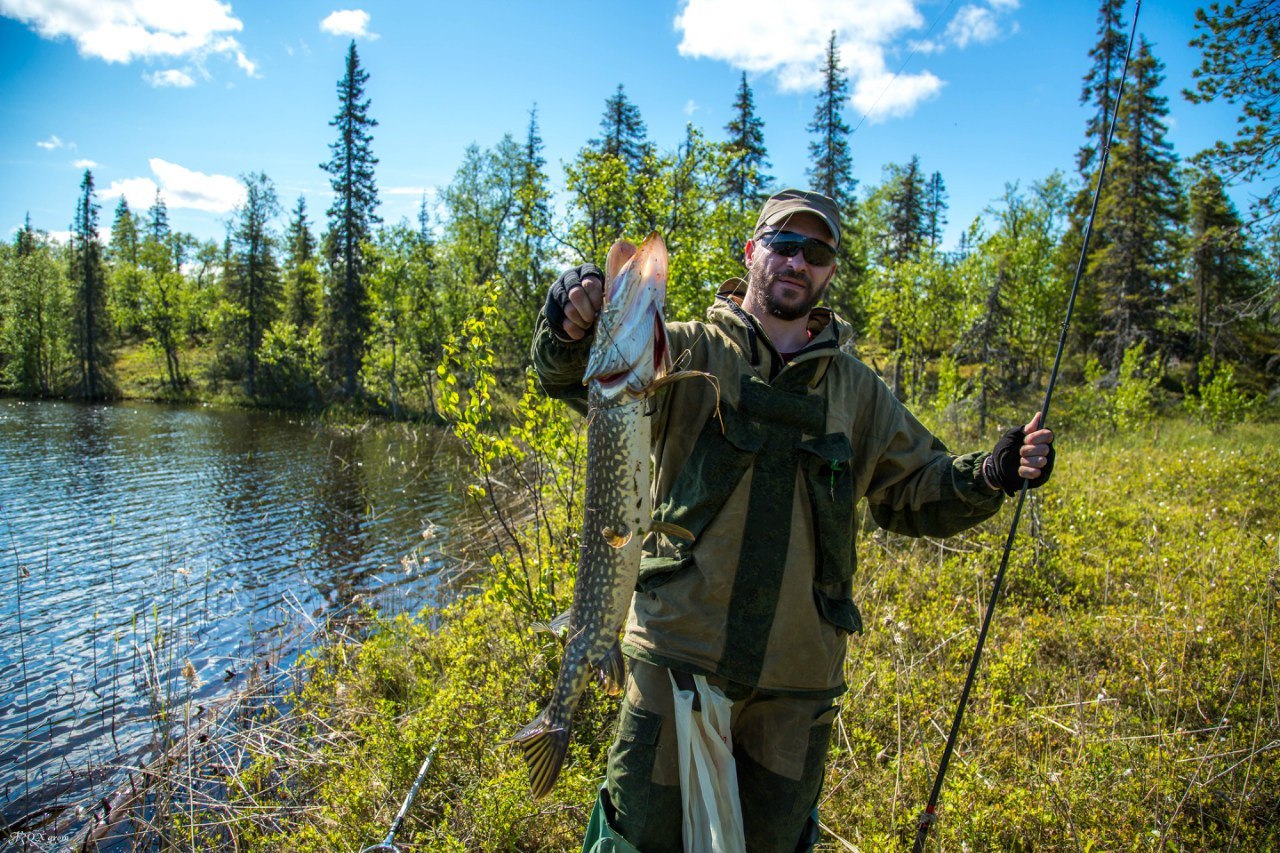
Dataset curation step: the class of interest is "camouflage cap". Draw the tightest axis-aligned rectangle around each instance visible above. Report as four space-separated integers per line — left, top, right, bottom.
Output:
754 188 842 248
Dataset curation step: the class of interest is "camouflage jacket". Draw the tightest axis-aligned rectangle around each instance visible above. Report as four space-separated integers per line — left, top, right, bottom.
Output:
531 279 1004 697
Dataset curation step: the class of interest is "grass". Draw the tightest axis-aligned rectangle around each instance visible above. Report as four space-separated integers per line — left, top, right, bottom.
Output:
37 417 1275 851
139 417 1272 851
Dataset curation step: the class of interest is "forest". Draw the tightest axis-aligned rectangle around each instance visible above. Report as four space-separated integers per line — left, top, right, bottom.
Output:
1 1 1275 427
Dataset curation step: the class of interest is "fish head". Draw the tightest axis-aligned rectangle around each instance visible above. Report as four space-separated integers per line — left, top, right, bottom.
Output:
583 232 669 401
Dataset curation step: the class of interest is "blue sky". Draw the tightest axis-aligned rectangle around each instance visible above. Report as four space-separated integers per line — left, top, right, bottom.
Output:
0 1 1248 253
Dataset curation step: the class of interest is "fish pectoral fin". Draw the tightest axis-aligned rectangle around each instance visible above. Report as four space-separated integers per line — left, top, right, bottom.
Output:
511 712 571 799
650 520 694 543
596 640 627 696
532 610 573 644
601 525 633 549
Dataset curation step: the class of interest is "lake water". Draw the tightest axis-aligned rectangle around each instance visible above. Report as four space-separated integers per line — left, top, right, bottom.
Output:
0 398 467 832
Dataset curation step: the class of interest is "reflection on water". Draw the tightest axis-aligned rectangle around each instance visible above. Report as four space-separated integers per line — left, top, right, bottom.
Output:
0 399 465 826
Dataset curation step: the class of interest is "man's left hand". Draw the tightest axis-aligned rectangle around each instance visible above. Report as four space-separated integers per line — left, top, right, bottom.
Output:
984 412 1055 496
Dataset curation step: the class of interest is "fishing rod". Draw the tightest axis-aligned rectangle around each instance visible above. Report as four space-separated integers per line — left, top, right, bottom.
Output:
912 2 1142 850
360 739 440 853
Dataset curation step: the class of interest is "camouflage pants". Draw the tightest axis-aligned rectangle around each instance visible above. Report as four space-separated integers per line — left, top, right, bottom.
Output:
600 659 835 853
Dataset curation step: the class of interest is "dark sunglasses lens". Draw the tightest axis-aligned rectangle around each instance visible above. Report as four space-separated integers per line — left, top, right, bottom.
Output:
802 242 835 265
766 237 804 257
763 233 835 265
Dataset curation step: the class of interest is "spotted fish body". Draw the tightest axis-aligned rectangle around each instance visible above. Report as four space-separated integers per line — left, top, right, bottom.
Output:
513 233 670 799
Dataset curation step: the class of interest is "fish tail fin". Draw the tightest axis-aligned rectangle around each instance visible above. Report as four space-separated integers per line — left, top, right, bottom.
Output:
510 711 571 799
597 639 626 696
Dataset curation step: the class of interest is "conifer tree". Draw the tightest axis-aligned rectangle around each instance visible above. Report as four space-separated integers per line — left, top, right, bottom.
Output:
924 171 949 251
723 72 771 211
1078 0 1129 177
1184 166 1261 375
228 172 282 397
1187 0 1280 224
566 86 653 256
108 198 143 336
148 189 170 243
71 170 111 399
283 195 321 331
1090 39 1184 367
593 84 651 173
807 32 856 212
885 156 927 263
136 192 189 388
508 107 553 340
322 40 380 398
804 32 866 334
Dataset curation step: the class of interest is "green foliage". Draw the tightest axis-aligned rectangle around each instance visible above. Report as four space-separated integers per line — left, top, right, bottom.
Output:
1055 356 1112 437
1113 340 1163 431
1184 361 1259 431
436 289 584 622
258 319 324 403
0 231 73 395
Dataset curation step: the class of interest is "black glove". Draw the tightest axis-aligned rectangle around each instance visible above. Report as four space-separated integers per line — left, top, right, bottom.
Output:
983 423 1055 496
545 263 604 342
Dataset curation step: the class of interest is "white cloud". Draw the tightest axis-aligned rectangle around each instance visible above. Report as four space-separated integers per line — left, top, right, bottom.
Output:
73 158 99 168
384 186 431 196
0 0 256 79
36 134 71 150
946 4 1006 49
320 10 376 39
145 68 195 87
683 99 699 117
675 0 1015 121
102 158 245 213
853 70 944 122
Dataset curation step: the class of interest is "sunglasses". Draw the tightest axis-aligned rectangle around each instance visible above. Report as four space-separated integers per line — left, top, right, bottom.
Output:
757 231 838 266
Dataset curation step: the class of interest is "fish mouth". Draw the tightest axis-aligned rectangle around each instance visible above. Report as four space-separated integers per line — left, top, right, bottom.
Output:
584 233 669 399
594 306 668 397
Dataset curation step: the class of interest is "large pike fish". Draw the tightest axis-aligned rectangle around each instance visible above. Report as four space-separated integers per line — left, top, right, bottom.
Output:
513 232 681 798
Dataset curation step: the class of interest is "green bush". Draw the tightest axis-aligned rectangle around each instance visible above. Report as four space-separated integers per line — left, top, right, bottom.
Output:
1185 361 1258 432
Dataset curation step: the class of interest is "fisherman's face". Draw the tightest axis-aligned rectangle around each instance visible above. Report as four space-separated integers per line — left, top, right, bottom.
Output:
743 212 838 322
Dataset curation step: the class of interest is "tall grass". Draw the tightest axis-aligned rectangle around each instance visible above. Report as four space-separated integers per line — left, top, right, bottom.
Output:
173 419 1278 851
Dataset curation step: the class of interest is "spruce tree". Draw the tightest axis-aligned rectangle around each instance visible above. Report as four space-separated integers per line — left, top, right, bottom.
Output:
1187 0 1280 224
228 172 282 397
1078 0 1129 176
724 72 771 211
283 195 321 330
1185 166 1260 374
806 32 856 212
924 171 949 251
510 106 553 334
71 170 111 399
885 156 927 263
806 32 865 334
322 40 380 398
1090 39 1184 367
108 199 143 337
593 84 650 173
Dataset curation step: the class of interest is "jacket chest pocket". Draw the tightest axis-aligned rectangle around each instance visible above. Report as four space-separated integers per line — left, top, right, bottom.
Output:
797 433 856 587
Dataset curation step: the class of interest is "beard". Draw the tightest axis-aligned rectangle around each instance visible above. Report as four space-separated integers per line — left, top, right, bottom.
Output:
748 254 829 321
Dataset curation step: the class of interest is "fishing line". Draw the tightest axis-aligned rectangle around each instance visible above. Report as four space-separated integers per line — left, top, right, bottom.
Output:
912 2 1142 850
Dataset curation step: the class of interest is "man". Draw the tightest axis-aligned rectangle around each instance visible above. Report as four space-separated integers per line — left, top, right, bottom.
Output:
532 189 1054 852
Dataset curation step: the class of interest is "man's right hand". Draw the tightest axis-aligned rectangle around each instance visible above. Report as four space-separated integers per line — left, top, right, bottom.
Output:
545 264 604 341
